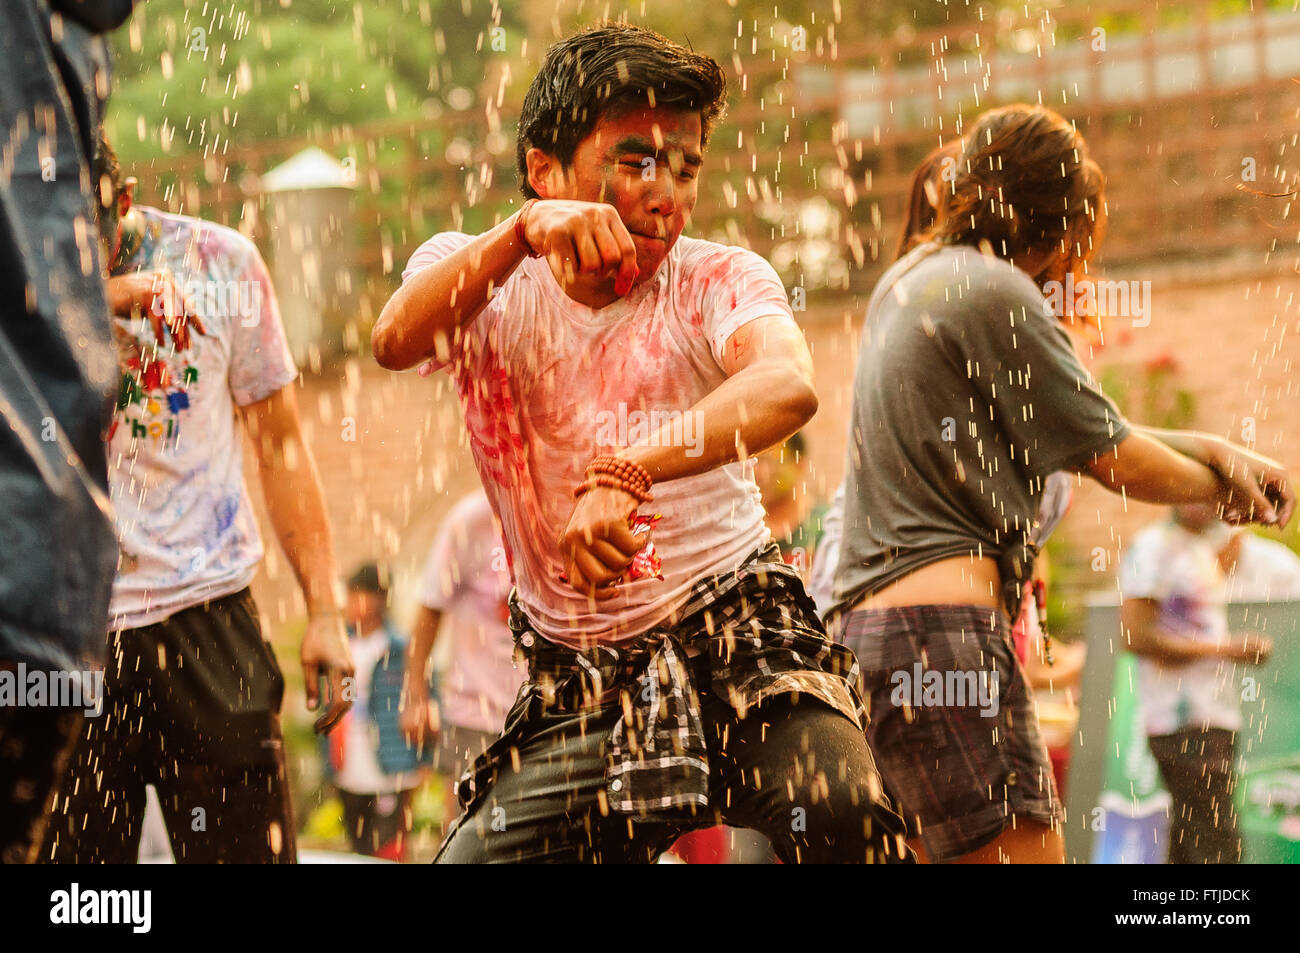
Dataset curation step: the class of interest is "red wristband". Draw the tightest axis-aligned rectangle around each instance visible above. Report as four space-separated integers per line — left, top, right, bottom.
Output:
515 199 541 258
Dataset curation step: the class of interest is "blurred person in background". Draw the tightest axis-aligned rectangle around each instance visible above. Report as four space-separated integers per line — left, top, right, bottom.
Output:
401 490 523 839
43 135 354 864
1010 473 1086 801
326 563 430 861
755 430 830 579
0 0 133 864
1119 503 1275 864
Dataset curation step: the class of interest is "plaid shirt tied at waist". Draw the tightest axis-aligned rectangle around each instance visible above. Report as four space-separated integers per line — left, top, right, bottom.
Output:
455 545 866 816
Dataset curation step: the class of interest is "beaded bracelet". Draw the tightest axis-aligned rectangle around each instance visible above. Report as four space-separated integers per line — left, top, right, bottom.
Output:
572 475 655 504
514 199 541 258
589 454 652 494
572 455 655 503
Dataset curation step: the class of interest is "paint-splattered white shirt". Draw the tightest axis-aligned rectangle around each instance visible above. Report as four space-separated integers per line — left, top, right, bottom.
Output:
403 231 794 647
1120 521 1241 735
107 206 297 630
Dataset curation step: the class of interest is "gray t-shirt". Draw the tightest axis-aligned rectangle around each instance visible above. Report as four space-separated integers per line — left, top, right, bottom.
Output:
830 242 1130 617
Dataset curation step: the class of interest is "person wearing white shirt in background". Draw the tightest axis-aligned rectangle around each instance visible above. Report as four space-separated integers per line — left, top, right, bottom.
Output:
401 491 523 838
1119 503 1275 864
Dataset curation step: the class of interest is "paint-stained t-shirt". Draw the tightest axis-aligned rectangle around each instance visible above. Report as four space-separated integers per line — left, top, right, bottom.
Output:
1120 520 1239 735
830 242 1129 617
418 490 523 734
402 232 794 647
106 206 297 630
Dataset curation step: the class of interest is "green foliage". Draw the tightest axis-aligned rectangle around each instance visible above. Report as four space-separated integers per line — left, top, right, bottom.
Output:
107 0 519 165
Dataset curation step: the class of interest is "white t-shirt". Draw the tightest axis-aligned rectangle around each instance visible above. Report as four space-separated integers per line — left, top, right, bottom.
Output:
335 626 413 795
402 232 789 647
1119 521 1242 735
107 207 297 630
418 490 522 734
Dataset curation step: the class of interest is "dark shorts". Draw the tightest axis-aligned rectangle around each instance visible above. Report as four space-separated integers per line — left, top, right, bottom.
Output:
339 788 416 860
435 558 913 864
42 588 296 863
0 697 82 864
841 603 1061 862
1148 727 1240 864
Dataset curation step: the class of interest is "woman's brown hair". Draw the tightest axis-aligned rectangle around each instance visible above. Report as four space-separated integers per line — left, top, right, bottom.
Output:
931 104 1106 288
895 139 962 260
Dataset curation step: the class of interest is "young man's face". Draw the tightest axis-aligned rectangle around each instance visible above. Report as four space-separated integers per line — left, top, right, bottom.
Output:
539 105 703 283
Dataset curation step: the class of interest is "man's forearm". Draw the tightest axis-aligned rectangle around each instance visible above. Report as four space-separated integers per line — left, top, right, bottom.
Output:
259 445 340 616
405 608 442 695
373 214 529 371
1138 634 1219 665
619 361 817 483
1128 625 1229 665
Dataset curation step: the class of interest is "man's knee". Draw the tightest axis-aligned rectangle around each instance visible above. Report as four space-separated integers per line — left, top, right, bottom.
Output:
723 698 910 861
434 813 487 864
753 699 886 798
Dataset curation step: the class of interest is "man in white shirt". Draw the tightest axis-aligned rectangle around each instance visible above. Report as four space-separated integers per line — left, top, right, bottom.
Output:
1120 504 1273 863
1214 526 1300 604
43 138 353 864
401 490 523 836
374 23 909 864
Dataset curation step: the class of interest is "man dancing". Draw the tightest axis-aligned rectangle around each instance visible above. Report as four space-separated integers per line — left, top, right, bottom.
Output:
374 22 909 863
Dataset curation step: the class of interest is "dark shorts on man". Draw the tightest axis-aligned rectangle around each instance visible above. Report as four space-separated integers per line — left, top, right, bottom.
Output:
41 588 296 863
840 602 1061 863
1148 726 1240 864
436 549 913 864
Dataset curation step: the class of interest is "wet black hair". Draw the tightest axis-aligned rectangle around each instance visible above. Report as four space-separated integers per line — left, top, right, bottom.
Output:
515 21 727 199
